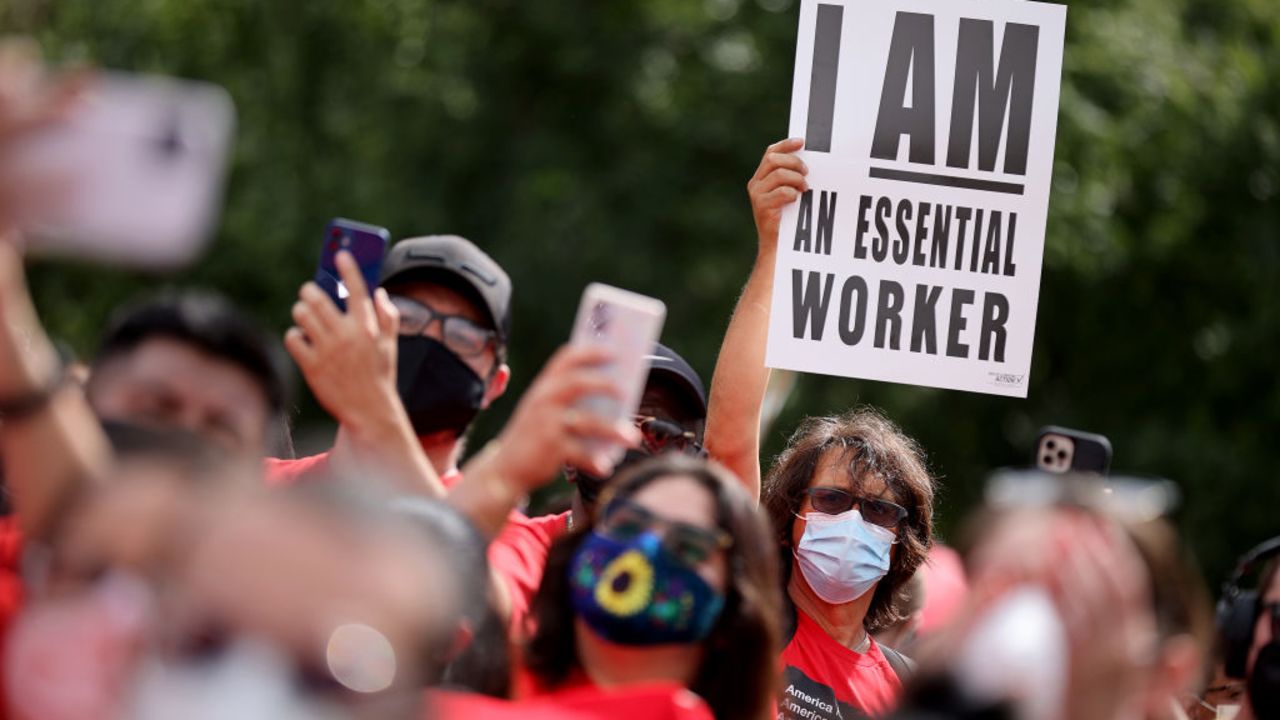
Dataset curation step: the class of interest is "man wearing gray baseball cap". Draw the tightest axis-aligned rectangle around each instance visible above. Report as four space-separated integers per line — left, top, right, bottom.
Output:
269 234 511 488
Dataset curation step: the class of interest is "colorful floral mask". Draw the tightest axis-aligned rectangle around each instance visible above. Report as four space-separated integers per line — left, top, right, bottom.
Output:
568 531 724 646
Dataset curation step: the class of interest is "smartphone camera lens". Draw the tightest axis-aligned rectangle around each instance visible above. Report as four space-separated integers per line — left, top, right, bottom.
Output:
1045 440 1056 450
340 234 352 248
1056 450 1067 460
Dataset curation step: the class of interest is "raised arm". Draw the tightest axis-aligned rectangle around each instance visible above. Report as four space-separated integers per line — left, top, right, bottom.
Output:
449 344 637 538
285 250 445 497
0 50 106 539
704 138 807 501
0 242 110 540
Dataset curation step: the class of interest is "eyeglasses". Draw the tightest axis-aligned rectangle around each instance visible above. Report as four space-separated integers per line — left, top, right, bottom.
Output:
598 498 732 567
388 295 497 358
633 415 705 457
800 487 908 529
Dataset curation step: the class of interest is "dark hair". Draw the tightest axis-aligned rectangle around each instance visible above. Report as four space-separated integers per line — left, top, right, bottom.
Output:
526 454 781 720
93 290 289 415
762 407 935 631
391 497 510 697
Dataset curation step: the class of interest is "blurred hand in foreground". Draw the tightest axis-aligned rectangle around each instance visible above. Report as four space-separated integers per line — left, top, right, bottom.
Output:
0 39 87 230
922 511 1157 720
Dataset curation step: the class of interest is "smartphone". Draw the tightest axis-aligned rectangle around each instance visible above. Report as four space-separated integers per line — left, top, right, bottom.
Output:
569 284 667 452
1033 426 1112 475
314 218 390 309
13 72 236 268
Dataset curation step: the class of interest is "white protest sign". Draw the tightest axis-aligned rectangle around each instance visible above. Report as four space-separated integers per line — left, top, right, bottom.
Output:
764 0 1066 398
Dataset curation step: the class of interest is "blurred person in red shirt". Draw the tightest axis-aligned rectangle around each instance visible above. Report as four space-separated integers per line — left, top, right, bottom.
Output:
8 471 462 720
888 476 1214 720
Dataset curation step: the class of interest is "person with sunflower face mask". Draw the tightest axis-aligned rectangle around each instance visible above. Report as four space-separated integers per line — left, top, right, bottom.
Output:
514 454 783 720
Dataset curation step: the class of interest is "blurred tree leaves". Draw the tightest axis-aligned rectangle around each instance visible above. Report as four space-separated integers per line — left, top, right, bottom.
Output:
6 0 1278 582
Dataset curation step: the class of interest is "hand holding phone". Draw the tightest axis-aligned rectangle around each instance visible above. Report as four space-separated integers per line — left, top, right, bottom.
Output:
569 283 666 460
287 250 401 430
314 218 390 310
13 72 235 268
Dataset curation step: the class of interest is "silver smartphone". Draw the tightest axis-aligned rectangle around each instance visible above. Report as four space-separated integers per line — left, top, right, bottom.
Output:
569 283 667 453
12 72 236 268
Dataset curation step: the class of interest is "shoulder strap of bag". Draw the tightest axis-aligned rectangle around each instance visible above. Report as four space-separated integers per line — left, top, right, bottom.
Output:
879 643 918 683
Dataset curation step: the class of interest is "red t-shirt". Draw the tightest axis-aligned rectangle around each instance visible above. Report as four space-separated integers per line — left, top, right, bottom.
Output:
488 510 569 635
263 452 334 486
0 518 22 626
264 451 464 490
431 681 713 720
778 607 902 719
0 516 22 720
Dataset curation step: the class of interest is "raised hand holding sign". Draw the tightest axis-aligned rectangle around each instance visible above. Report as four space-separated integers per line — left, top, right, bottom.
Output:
766 0 1067 397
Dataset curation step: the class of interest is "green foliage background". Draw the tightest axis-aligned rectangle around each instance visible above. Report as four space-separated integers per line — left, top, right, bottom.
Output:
6 0 1278 585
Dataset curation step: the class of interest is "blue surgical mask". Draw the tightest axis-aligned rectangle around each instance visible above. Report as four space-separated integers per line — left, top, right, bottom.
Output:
569 531 725 646
794 508 896 604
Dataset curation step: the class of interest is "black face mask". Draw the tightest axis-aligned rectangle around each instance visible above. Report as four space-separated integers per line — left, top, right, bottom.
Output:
1249 641 1280 719
396 336 487 438
569 448 652 511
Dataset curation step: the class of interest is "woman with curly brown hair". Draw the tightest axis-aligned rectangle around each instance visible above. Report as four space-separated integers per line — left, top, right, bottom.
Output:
704 138 937 719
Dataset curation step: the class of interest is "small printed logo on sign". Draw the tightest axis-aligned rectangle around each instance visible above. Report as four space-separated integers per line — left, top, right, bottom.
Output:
989 372 1026 388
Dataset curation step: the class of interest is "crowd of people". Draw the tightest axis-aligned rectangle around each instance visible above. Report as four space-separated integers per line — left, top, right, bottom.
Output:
0 44 1276 720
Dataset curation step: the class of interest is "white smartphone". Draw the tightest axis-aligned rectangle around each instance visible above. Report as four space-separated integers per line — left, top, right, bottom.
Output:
569 283 667 443
12 72 236 268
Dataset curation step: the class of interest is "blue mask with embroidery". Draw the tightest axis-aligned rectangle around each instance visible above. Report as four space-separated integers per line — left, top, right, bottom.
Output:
569 531 725 646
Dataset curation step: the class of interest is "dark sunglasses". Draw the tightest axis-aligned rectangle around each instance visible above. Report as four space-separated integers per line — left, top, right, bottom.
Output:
388 295 497 358
598 497 731 567
633 415 705 457
801 487 908 529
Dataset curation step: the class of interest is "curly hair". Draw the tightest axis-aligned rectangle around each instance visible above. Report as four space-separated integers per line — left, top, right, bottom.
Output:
761 406 935 631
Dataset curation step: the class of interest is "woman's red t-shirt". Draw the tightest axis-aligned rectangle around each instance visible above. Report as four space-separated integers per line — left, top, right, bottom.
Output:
777 607 902 719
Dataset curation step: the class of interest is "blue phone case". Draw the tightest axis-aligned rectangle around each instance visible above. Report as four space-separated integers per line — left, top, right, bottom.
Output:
314 218 390 309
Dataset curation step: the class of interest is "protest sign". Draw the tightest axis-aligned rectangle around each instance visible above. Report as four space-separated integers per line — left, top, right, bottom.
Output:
764 0 1066 398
